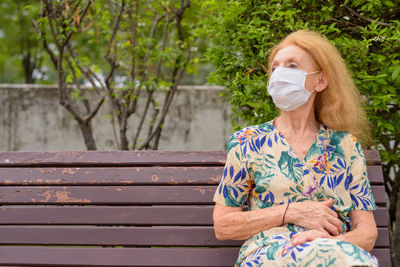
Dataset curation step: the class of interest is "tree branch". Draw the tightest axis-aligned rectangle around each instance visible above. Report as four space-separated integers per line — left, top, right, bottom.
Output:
344 5 392 27
131 12 173 148
62 0 92 47
32 18 58 67
104 0 125 63
83 96 106 122
104 0 125 120
132 86 153 149
138 2 193 150
128 0 139 81
66 43 104 96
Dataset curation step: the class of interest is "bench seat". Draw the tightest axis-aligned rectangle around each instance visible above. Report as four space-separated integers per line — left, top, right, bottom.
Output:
0 151 391 266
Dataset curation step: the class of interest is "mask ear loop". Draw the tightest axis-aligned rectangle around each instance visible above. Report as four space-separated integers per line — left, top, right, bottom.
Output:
306 70 320 75
305 70 321 95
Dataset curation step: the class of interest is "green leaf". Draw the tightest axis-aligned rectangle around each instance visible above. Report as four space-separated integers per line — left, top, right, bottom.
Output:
383 1 395 8
392 66 400 80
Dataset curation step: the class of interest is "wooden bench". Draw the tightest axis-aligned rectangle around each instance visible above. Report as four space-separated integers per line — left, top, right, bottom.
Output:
0 150 390 266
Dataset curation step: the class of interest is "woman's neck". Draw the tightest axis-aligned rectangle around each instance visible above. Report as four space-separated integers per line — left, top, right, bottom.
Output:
274 106 320 137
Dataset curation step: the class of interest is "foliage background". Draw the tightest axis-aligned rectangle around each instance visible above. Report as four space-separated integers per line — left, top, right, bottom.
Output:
199 0 400 264
0 0 211 85
0 0 212 150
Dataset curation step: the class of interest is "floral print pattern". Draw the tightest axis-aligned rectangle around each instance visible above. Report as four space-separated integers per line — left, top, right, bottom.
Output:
214 120 377 266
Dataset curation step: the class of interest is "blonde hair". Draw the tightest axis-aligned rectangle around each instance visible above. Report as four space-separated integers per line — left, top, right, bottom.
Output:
267 30 372 146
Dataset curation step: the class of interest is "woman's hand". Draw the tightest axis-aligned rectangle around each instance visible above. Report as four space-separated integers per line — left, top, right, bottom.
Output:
291 230 330 246
284 198 342 236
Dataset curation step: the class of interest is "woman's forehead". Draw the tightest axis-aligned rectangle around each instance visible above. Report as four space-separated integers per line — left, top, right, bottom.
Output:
273 45 313 64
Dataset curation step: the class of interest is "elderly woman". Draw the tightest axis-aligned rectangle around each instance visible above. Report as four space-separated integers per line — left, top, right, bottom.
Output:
213 30 378 266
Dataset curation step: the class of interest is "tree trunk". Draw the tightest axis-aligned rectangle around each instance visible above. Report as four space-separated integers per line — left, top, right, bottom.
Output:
118 110 129 150
392 172 400 266
22 53 35 84
77 120 97 150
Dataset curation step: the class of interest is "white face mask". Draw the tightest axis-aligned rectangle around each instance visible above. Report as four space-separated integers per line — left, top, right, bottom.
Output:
267 67 320 111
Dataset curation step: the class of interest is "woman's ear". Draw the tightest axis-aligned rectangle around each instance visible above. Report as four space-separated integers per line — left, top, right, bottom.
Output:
315 71 328 92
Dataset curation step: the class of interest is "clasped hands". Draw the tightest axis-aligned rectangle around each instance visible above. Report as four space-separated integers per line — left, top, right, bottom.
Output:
285 198 344 246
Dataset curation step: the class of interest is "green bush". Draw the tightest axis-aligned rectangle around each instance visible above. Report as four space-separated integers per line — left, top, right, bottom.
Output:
200 0 399 259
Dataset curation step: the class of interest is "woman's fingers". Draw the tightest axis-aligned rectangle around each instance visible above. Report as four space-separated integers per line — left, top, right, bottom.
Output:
322 218 341 236
288 200 342 234
326 215 343 235
324 205 339 218
291 230 330 246
291 231 316 246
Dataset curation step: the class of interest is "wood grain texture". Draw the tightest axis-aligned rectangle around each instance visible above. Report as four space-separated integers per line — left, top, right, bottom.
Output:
0 151 227 167
0 185 216 205
0 165 383 185
0 246 238 267
0 150 381 167
0 185 386 205
0 246 390 267
0 166 223 185
0 206 388 227
0 226 389 248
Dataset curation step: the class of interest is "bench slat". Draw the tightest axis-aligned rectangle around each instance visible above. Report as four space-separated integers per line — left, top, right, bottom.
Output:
0 167 222 186
0 206 388 227
367 165 385 185
0 226 389 248
0 246 389 267
0 246 238 267
0 205 214 225
0 150 381 167
0 151 227 167
372 248 392 267
0 165 384 185
0 185 215 205
0 185 386 205
0 226 241 247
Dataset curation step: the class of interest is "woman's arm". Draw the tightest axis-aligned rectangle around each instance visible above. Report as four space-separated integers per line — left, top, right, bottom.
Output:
291 210 377 251
213 203 286 240
213 198 343 240
333 210 377 251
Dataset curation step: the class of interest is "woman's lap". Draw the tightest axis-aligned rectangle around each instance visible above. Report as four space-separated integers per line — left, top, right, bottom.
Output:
239 234 378 267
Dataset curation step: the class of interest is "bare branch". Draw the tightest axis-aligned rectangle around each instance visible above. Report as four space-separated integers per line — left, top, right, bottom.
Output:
138 3 193 150
344 5 392 27
132 87 153 149
132 11 167 116
43 0 62 50
66 43 104 95
128 0 139 80
105 0 126 63
83 96 106 122
131 12 173 148
147 98 160 149
104 0 125 115
101 0 126 132
111 111 121 149
155 13 172 78
32 18 58 66
62 0 92 47
139 13 165 77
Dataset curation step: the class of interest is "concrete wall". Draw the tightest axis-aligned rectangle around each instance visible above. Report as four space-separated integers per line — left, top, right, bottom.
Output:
0 84 232 151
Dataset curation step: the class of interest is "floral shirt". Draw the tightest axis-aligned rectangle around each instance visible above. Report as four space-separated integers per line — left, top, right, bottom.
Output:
213 120 377 266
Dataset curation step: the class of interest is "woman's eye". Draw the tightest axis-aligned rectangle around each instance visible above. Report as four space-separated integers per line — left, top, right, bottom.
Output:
289 64 297 69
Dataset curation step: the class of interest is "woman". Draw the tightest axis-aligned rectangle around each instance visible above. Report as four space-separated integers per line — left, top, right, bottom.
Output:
213 30 378 266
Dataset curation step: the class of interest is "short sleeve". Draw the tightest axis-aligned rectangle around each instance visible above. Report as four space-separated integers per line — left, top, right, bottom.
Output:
213 134 253 207
345 136 376 211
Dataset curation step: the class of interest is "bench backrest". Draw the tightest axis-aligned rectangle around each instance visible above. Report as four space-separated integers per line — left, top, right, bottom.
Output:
0 150 390 266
